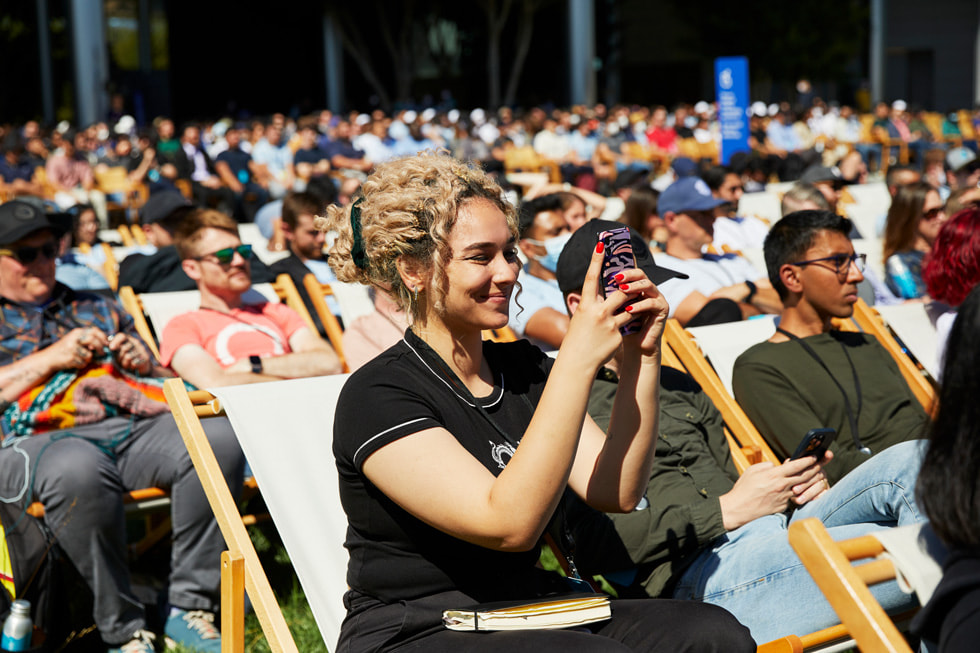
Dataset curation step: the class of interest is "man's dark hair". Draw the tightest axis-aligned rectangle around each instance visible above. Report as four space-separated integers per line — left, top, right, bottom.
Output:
885 164 919 189
158 205 196 237
281 191 326 229
305 176 339 207
702 165 733 192
764 210 853 300
518 194 564 237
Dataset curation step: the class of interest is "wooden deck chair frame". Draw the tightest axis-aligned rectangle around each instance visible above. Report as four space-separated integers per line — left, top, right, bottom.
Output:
161 367 870 653
482 325 519 343
299 275 351 372
788 517 913 653
663 319 780 473
118 274 317 363
848 299 936 413
100 243 120 290
164 380 299 653
663 321 907 652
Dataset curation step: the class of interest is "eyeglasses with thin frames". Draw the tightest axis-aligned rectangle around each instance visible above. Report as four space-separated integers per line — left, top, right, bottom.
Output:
193 244 253 265
0 241 58 265
790 253 867 277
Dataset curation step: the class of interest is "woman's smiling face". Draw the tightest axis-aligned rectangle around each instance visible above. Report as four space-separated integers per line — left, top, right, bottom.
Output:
435 199 520 335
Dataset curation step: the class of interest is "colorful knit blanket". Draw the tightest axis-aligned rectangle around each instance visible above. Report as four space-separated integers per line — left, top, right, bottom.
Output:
2 360 178 439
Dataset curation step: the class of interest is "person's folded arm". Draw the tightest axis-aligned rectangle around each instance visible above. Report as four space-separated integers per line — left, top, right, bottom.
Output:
523 307 570 350
258 326 342 377
214 160 243 192
169 344 278 388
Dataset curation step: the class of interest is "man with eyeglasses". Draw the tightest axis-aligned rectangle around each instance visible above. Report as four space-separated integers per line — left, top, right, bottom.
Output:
733 210 930 483
655 177 782 327
160 208 342 389
0 200 245 652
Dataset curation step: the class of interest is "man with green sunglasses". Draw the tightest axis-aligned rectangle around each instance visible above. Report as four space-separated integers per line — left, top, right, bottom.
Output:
117 190 278 294
161 208 342 389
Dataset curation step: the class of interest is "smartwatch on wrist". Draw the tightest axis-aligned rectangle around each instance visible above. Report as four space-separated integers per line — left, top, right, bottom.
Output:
249 355 263 374
744 280 758 303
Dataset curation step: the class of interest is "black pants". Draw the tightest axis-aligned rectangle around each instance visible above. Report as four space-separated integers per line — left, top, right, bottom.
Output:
339 591 755 653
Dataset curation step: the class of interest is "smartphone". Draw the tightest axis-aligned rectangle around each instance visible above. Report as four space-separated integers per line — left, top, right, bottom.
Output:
598 226 642 335
789 428 837 461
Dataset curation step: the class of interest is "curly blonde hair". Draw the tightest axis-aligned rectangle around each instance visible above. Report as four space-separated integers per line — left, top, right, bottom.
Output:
318 153 517 323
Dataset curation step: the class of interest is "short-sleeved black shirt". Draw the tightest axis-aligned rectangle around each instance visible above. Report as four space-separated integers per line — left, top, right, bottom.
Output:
334 329 558 604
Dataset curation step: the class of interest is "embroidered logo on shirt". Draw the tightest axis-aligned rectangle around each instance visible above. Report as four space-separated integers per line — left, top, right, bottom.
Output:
489 440 517 469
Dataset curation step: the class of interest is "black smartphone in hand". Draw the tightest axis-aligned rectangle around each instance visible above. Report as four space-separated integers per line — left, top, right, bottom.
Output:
789 428 837 461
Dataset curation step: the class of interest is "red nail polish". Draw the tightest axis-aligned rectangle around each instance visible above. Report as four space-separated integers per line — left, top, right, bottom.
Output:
595 242 604 254
619 283 629 291
614 273 625 282
624 305 634 312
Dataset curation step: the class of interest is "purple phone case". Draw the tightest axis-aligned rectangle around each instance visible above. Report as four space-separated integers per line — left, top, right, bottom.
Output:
599 227 642 335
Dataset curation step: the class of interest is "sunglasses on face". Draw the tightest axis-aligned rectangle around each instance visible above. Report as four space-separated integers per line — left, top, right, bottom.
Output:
194 243 253 264
791 252 867 277
0 241 58 265
922 206 946 221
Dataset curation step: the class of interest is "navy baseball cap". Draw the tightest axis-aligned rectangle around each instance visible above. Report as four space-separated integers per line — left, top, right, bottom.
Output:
0 201 69 246
556 219 688 295
658 177 726 215
671 157 698 178
140 190 191 224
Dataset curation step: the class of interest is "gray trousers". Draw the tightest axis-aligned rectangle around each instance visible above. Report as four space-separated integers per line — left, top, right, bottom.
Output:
0 414 244 645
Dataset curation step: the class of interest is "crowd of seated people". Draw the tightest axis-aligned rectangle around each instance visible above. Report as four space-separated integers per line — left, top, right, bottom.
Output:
1 97 979 651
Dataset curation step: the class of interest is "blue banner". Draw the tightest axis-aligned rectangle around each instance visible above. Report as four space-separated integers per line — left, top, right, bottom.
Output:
715 57 750 165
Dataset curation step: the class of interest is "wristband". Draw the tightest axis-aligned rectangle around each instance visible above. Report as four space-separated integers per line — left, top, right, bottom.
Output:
744 280 757 303
249 355 263 374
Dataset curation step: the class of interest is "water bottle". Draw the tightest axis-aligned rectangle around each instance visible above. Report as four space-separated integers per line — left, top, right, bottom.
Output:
886 256 919 299
1 600 32 652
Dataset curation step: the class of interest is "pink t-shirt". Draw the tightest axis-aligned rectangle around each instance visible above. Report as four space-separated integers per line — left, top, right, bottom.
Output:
160 302 307 367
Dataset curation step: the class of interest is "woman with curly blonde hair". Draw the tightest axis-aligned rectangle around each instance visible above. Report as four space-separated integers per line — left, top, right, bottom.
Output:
321 153 754 652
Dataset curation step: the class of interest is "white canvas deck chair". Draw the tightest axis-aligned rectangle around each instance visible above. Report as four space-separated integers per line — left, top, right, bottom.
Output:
874 302 941 381
788 517 946 653
165 374 351 653
118 274 322 362
841 182 890 241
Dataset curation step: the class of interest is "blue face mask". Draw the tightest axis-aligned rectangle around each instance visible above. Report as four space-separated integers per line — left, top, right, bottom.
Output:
526 231 572 273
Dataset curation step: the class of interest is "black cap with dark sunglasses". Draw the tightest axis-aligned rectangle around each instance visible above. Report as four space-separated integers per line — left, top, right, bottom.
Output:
0 201 70 247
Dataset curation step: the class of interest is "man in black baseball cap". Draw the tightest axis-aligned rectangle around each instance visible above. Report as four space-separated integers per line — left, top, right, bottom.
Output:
0 200 68 247
0 197 246 652
0 201 71 303
117 191 276 293
555 218 687 298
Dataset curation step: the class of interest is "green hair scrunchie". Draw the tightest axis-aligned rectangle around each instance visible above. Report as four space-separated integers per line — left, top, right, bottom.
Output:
349 197 368 270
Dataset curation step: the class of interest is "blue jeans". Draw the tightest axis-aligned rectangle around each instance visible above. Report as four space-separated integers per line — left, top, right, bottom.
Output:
671 440 925 644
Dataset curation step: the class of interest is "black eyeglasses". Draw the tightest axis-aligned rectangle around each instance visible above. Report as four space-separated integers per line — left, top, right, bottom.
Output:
0 241 58 264
791 253 866 276
194 243 253 264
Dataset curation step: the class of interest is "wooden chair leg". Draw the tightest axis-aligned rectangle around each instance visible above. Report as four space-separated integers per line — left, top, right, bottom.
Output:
221 551 245 653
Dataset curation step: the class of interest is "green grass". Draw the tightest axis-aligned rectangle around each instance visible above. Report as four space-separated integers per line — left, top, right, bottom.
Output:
165 520 327 653
237 523 328 653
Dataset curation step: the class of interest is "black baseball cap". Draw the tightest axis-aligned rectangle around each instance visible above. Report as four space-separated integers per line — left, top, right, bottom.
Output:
140 190 191 224
0 201 69 246
556 219 688 295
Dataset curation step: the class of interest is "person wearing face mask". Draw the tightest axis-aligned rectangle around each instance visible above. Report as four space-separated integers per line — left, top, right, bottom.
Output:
508 194 576 350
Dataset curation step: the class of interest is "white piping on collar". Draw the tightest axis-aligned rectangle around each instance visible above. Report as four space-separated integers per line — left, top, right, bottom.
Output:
401 337 505 408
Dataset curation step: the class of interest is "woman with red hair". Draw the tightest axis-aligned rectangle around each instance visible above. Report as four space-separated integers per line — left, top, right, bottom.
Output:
923 206 980 375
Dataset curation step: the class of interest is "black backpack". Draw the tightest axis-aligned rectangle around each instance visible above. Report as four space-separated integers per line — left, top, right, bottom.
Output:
0 502 66 644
